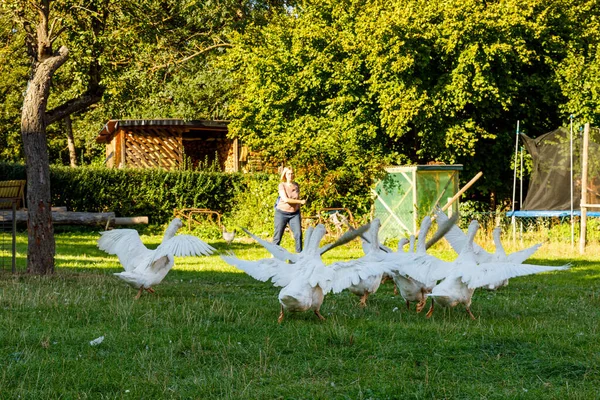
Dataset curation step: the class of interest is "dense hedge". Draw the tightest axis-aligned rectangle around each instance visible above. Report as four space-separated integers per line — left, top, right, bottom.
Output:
0 162 377 229
0 162 254 225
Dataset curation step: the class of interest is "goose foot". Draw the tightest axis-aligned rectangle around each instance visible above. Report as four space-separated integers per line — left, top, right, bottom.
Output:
314 310 326 321
415 298 426 313
146 287 155 294
466 307 476 320
359 292 369 308
134 286 144 300
278 305 284 324
425 299 435 318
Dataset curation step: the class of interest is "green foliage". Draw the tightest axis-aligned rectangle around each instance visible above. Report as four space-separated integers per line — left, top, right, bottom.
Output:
0 162 380 230
50 166 246 224
3 0 600 211
226 173 280 235
0 7 28 162
0 0 294 166
0 162 245 224
222 0 600 206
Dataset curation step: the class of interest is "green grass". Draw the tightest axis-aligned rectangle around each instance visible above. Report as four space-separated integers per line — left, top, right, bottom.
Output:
1 229 600 399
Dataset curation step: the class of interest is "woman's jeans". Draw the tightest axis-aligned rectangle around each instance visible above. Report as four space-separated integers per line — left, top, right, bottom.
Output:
273 209 303 253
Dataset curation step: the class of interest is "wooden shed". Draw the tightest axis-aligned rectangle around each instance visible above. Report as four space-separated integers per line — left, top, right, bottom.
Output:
95 119 243 172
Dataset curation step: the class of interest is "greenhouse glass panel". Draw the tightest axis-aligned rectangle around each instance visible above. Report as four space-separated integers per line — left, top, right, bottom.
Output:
373 165 462 241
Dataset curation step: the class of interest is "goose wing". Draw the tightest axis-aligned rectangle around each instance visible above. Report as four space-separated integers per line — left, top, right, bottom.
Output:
313 257 391 294
241 228 298 263
220 253 297 287
398 255 454 285
505 243 542 264
434 210 492 262
320 221 371 255
158 234 215 258
98 229 152 272
149 253 175 274
460 262 570 289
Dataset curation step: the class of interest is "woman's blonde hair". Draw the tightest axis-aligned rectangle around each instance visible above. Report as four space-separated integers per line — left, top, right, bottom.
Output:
280 167 294 182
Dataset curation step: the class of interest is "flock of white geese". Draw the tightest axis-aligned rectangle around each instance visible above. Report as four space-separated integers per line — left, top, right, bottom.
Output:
97 210 569 320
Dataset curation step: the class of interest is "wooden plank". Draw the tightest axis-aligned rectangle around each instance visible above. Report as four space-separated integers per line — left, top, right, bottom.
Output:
114 216 149 225
0 211 116 225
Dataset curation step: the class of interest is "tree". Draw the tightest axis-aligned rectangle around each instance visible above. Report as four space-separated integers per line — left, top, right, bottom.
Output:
223 0 595 208
223 1 388 213
6 0 295 274
12 0 106 274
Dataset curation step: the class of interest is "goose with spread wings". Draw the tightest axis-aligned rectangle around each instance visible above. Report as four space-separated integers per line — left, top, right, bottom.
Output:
380 216 457 316
339 219 396 307
98 218 215 299
221 223 388 322
434 209 542 289
424 220 569 319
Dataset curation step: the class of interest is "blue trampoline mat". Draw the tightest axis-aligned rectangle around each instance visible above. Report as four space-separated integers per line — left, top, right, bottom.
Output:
506 210 600 217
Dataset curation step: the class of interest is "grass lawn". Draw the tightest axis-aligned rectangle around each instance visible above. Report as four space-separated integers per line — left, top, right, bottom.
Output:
1 228 599 399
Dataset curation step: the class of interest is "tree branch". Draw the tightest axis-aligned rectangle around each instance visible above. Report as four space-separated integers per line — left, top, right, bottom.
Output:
46 88 104 124
149 43 233 72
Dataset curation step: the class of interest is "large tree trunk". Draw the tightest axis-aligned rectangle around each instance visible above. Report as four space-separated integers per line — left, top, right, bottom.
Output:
21 46 69 275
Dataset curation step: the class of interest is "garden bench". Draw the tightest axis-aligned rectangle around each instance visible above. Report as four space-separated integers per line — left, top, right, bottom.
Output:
0 180 26 210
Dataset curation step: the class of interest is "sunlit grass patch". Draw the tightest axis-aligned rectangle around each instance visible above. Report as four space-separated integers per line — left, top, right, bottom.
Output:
1 228 600 398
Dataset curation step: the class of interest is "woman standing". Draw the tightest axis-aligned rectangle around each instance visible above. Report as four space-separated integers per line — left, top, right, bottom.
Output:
273 167 306 253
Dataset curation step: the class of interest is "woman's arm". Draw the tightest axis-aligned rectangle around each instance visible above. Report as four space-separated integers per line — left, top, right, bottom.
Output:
279 184 306 205
285 198 306 205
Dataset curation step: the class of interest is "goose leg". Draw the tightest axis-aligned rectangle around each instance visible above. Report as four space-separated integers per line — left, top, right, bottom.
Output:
134 286 144 300
314 309 326 321
146 287 155 294
359 292 369 308
406 300 410 310
382 276 398 295
466 307 476 320
415 298 427 313
278 305 285 324
425 299 435 318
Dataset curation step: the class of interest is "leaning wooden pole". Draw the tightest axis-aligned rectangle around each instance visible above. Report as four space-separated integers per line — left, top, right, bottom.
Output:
441 171 483 212
579 123 590 254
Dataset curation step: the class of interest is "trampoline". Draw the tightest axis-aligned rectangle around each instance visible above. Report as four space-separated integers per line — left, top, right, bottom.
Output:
509 121 600 251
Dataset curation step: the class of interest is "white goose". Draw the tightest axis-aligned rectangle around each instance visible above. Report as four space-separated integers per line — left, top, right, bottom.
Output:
221 223 386 322
98 218 215 299
379 237 410 295
340 219 390 307
386 217 454 315
434 209 542 289
330 216 452 308
426 220 569 319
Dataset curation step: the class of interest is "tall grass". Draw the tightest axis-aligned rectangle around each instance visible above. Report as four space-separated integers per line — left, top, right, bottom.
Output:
1 227 599 399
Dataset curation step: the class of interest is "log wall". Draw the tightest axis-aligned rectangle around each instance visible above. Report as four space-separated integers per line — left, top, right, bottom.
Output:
123 128 184 169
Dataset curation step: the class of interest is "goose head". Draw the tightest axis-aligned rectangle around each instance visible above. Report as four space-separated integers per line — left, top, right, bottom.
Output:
397 237 409 252
416 216 432 254
163 218 183 242
492 227 507 257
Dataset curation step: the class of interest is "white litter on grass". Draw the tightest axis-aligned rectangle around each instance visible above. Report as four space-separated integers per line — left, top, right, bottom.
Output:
392 307 399 312
89 336 105 346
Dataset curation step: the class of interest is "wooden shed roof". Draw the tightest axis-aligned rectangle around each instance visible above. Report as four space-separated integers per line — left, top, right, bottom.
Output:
96 119 229 143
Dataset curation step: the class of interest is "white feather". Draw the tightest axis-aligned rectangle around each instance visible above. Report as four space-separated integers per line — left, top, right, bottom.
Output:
222 222 385 320
98 218 214 294
428 219 570 317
